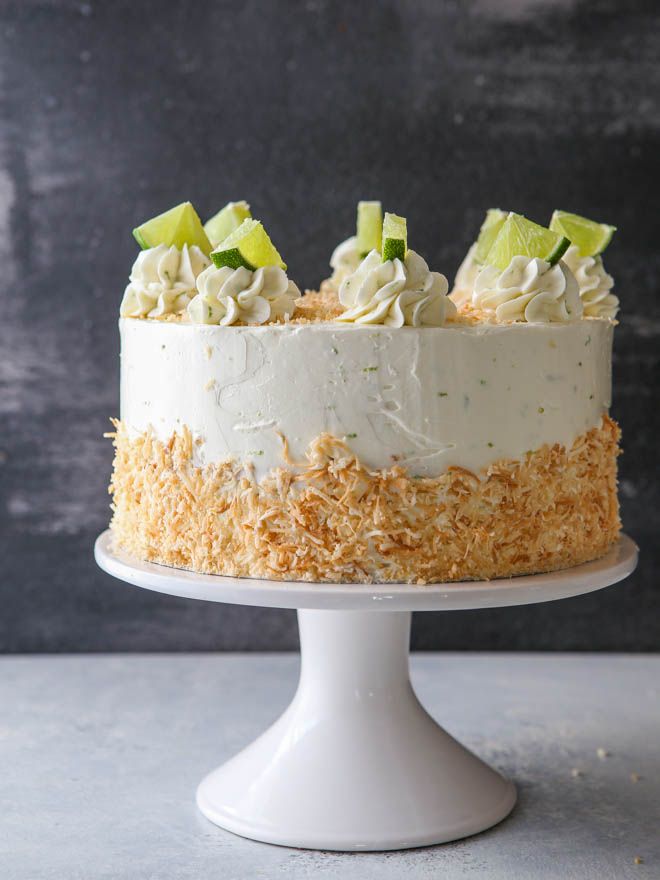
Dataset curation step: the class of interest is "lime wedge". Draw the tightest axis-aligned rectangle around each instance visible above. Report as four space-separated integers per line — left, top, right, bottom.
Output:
204 200 252 247
356 201 382 257
382 212 407 262
474 208 507 264
211 219 286 271
485 213 569 270
549 210 616 257
133 202 212 255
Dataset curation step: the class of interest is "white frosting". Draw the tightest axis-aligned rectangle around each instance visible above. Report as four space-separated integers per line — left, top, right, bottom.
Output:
561 244 619 319
187 264 301 326
329 235 361 286
120 245 210 318
120 317 613 480
473 256 583 323
451 242 480 305
337 249 457 327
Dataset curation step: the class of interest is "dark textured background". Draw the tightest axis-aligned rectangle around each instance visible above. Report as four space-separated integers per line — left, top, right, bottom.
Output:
1 0 658 652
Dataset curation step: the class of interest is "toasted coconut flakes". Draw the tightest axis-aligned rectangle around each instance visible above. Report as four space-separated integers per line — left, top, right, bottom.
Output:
297 288 344 321
108 417 621 584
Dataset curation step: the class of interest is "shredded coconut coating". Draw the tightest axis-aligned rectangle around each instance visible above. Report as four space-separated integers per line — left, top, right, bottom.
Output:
107 417 621 584
295 287 344 321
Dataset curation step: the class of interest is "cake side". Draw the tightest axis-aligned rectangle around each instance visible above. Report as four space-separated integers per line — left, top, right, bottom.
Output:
108 416 620 584
119 317 614 479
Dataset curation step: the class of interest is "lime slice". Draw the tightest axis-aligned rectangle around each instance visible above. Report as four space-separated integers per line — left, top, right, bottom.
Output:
474 208 507 264
211 219 286 271
549 210 616 257
356 201 382 257
133 202 212 255
382 212 407 262
485 213 569 270
204 200 252 247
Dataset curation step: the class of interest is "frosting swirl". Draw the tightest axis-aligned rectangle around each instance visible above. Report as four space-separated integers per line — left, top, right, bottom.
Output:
337 249 457 327
120 244 210 318
329 236 361 286
188 264 301 326
473 256 583 323
451 242 480 305
561 244 618 319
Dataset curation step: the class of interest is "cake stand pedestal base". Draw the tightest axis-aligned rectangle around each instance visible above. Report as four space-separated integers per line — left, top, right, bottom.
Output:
94 531 638 852
196 609 515 851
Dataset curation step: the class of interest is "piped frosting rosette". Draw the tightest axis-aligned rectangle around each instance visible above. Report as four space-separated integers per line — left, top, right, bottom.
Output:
329 236 361 286
473 256 583 323
336 249 457 327
120 244 210 318
561 245 619 319
188 264 301 325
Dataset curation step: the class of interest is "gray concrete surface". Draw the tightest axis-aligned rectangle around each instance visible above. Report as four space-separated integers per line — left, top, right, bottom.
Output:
2 653 659 878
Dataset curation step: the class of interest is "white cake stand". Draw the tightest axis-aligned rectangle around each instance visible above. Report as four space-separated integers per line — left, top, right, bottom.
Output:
95 531 637 852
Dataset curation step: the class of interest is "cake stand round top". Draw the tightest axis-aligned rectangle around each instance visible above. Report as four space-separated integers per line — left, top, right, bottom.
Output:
95 530 637 612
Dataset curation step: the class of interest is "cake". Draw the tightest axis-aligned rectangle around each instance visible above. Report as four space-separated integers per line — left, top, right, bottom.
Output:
108 202 621 584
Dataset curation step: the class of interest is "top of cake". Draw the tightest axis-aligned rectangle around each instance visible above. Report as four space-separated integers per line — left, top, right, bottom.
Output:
119 200 619 329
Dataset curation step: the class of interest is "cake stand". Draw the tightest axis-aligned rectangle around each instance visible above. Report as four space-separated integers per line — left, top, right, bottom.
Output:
94 531 637 852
